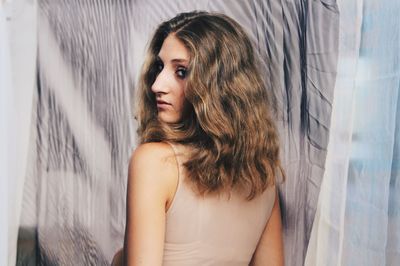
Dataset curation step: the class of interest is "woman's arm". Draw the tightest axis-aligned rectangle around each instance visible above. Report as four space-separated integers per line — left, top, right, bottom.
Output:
250 188 284 266
122 142 178 266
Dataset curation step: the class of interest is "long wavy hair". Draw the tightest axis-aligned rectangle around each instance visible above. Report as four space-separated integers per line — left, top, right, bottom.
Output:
136 11 284 199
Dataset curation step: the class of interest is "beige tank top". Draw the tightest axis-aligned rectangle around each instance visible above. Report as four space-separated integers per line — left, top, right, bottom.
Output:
163 143 276 266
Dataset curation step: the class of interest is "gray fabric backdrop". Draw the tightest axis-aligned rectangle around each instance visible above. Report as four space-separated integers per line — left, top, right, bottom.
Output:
17 1 339 265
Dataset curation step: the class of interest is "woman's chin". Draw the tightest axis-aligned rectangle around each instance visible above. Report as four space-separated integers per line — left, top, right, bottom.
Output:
158 114 180 124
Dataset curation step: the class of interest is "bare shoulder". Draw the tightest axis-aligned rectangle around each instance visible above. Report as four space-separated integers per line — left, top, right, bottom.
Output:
130 142 176 168
124 142 179 264
127 142 178 208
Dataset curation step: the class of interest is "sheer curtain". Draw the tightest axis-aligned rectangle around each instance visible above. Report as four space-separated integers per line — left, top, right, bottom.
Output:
1 0 37 265
1 2 11 265
306 0 400 265
6 0 400 265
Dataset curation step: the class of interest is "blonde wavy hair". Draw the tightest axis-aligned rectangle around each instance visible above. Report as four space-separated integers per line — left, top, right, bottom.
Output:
136 11 284 199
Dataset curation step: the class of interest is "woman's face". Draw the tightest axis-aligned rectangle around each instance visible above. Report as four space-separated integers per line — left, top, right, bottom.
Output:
151 34 190 124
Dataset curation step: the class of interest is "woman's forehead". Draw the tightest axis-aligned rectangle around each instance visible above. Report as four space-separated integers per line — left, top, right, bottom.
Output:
158 34 190 64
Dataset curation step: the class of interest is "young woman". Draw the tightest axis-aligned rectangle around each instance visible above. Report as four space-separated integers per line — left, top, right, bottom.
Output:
113 11 284 266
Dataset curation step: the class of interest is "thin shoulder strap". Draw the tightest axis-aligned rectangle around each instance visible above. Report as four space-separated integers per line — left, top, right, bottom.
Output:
164 142 183 214
165 141 182 177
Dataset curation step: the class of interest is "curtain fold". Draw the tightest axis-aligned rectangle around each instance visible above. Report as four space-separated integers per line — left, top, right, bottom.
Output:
306 0 400 265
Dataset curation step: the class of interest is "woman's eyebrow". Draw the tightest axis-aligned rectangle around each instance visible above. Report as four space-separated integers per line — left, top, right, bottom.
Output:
171 58 189 64
156 55 188 64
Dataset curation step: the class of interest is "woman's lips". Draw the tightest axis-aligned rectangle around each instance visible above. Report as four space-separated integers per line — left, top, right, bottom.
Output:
156 100 171 109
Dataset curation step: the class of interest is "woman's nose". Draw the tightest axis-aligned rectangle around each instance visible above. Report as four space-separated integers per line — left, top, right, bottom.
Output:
151 69 170 94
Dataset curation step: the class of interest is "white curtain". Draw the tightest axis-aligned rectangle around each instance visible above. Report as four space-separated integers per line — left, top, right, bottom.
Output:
306 0 400 265
1 0 37 265
1 2 11 265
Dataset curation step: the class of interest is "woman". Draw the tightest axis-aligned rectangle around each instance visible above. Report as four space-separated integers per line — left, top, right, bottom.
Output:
114 11 284 266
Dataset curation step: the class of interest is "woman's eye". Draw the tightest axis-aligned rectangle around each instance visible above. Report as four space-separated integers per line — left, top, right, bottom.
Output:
176 68 187 79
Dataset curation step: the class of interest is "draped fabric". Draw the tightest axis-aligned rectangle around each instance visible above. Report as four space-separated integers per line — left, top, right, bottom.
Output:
1 3 11 265
3 0 340 265
1 1 37 265
269 1 339 265
306 0 400 265
16 1 136 264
